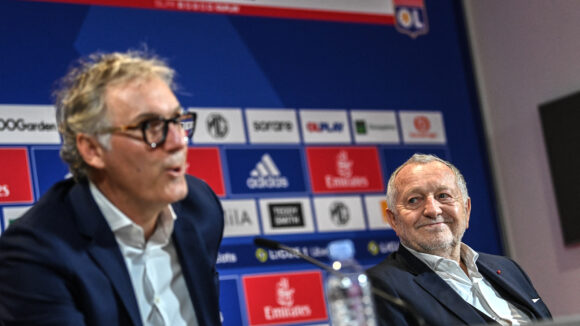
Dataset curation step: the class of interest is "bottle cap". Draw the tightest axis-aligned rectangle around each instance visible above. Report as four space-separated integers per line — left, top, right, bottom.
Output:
328 239 355 261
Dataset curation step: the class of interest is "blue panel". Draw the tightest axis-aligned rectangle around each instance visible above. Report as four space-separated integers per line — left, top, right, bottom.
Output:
219 278 245 326
225 148 306 195
30 147 70 198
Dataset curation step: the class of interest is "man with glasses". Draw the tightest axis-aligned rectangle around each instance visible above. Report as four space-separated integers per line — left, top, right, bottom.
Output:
0 51 224 326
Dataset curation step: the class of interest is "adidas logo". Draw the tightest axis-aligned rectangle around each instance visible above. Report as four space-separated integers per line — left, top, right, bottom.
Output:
246 154 289 189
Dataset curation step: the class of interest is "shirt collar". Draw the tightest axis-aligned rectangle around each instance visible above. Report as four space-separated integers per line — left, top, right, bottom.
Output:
403 243 480 274
89 181 176 248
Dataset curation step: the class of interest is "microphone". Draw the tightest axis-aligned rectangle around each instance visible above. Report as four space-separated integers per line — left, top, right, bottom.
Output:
253 236 427 326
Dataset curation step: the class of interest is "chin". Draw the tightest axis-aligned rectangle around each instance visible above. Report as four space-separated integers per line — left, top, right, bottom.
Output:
162 180 189 203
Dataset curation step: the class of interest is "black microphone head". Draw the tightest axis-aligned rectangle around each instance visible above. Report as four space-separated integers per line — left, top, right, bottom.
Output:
254 237 281 250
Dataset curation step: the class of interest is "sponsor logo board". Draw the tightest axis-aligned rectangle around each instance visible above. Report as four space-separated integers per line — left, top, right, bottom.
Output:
364 194 392 230
299 109 351 144
242 271 328 325
259 197 314 234
399 111 446 144
186 147 226 196
306 147 384 193
246 109 300 144
313 196 366 232
1 206 31 234
0 148 34 204
226 148 306 194
189 108 246 144
0 105 60 144
367 240 400 256
351 110 400 144
220 199 260 237
31 0 396 26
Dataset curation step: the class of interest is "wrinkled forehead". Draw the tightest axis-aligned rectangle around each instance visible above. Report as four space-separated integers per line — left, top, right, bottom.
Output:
395 161 457 192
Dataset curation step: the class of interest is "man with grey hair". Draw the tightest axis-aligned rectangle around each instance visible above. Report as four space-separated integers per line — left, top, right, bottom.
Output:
0 50 224 326
367 153 551 326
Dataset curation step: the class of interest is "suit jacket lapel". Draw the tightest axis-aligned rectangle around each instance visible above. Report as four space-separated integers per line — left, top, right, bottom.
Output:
172 204 219 326
477 259 542 318
69 182 143 326
398 246 487 325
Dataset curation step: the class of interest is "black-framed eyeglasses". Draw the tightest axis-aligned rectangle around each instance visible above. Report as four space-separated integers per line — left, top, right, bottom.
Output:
99 110 197 149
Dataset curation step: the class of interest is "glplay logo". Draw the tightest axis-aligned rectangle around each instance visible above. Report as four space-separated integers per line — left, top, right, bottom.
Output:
300 109 351 144
305 122 343 132
247 154 289 189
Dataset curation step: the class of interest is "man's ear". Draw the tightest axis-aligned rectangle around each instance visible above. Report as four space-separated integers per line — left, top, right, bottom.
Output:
386 208 397 230
76 133 106 169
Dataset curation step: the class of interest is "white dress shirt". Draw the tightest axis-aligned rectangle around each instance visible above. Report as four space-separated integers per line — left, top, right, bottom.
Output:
405 243 532 325
90 182 198 326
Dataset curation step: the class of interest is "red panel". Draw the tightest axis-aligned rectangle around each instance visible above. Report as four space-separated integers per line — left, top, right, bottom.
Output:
29 0 395 25
0 148 34 204
306 146 384 194
242 271 328 325
186 147 226 197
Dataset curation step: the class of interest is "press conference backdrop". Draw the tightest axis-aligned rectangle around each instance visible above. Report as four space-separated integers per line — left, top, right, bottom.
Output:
0 0 501 325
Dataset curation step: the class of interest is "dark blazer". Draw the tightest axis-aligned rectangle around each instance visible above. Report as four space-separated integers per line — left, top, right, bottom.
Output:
0 175 224 326
367 245 552 326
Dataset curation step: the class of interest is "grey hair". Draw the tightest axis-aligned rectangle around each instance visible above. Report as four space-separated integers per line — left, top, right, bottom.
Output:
54 50 176 181
385 153 469 214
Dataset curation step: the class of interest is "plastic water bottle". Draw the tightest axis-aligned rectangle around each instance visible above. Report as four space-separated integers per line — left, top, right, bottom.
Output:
325 239 377 326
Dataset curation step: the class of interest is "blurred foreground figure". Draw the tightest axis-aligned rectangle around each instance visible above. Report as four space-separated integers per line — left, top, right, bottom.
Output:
0 50 224 326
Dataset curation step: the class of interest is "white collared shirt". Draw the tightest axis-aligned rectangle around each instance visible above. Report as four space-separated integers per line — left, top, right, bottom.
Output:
405 243 532 325
90 182 198 326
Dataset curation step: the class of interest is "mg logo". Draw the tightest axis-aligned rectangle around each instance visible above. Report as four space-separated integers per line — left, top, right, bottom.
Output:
206 113 229 139
329 202 349 226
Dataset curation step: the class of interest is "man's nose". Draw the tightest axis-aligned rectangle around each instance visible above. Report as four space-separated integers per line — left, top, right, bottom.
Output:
164 122 187 150
423 196 442 218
